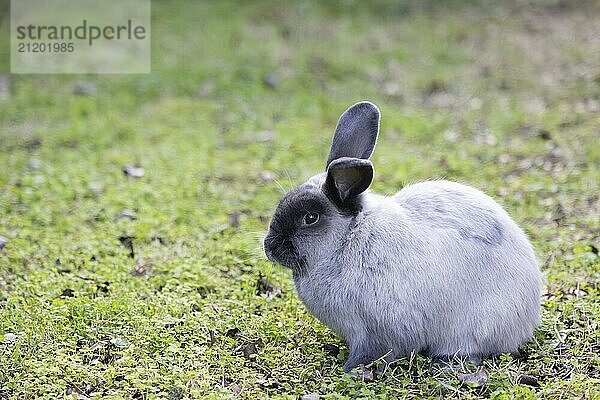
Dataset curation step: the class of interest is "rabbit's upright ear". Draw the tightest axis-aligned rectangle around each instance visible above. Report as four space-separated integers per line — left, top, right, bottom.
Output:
326 101 380 168
324 157 374 206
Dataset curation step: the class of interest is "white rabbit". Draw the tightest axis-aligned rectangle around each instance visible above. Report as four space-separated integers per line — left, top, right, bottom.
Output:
264 101 541 372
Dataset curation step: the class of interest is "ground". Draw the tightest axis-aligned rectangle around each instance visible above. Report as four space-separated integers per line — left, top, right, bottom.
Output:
0 0 599 399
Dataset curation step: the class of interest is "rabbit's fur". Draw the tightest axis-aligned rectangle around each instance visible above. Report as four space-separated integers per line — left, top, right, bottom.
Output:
264 101 541 372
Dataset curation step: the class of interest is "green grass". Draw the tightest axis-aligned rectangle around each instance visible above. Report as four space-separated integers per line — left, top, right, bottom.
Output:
1 0 599 398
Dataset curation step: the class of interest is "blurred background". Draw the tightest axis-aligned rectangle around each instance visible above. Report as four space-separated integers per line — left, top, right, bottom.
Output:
0 0 599 398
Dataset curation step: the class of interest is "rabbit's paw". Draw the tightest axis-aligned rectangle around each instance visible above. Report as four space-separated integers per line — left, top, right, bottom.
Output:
343 343 389 373
346 364 376 381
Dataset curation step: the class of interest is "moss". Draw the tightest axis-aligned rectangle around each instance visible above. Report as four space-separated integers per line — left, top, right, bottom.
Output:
0 1 598 398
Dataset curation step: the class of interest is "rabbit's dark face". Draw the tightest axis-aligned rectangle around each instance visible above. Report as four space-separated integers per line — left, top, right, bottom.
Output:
265 102 380 273
264 176 345 272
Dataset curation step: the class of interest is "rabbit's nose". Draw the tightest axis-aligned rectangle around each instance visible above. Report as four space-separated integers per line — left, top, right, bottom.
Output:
263 234 278 260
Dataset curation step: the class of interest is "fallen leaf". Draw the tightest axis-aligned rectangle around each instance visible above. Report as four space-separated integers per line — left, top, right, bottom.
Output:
323 343 340 357
122 165 145 178
22 136 42 151
498 154 511 164
66 387 90 400
151 236 167 246
119 236 135 258
208 330 216 347
96 281 110 294
60 288 75 298
260 171 276 182
117 210 137 220
255 130 275 142
132 390 144 400
109 337 130 348
422 79 447 96
3 333 17 345
263 73 279 88
552 203 566 226
228 382 242 395
256 378 281 389
229 212 239 228
225 328 240 338
73 82 97 96
88 182 104 195
28 158 41 170
242 343 258 359
517 374 540 387
562 286 588 300
131 260 152 278
256 276 282 297
538 129 552 140
444 130 461 143
0 236 9 250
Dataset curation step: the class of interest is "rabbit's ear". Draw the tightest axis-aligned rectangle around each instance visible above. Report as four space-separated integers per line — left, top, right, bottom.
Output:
324 157 374 206
326 101 380 169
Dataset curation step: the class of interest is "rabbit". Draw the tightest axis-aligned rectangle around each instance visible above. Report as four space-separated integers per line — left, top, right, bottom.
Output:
263 101 541 373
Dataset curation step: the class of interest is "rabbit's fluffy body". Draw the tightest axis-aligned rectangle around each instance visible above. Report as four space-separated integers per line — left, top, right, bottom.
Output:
264 102 541 372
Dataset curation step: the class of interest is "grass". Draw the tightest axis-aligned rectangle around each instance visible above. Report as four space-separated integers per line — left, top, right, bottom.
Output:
0 0 599 398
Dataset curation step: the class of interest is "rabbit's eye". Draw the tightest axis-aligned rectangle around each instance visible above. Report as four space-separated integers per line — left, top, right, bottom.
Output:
303 212 320 225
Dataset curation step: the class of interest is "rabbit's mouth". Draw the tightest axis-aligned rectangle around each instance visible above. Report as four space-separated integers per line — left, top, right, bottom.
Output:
264 241 295 269
264 235 305 271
